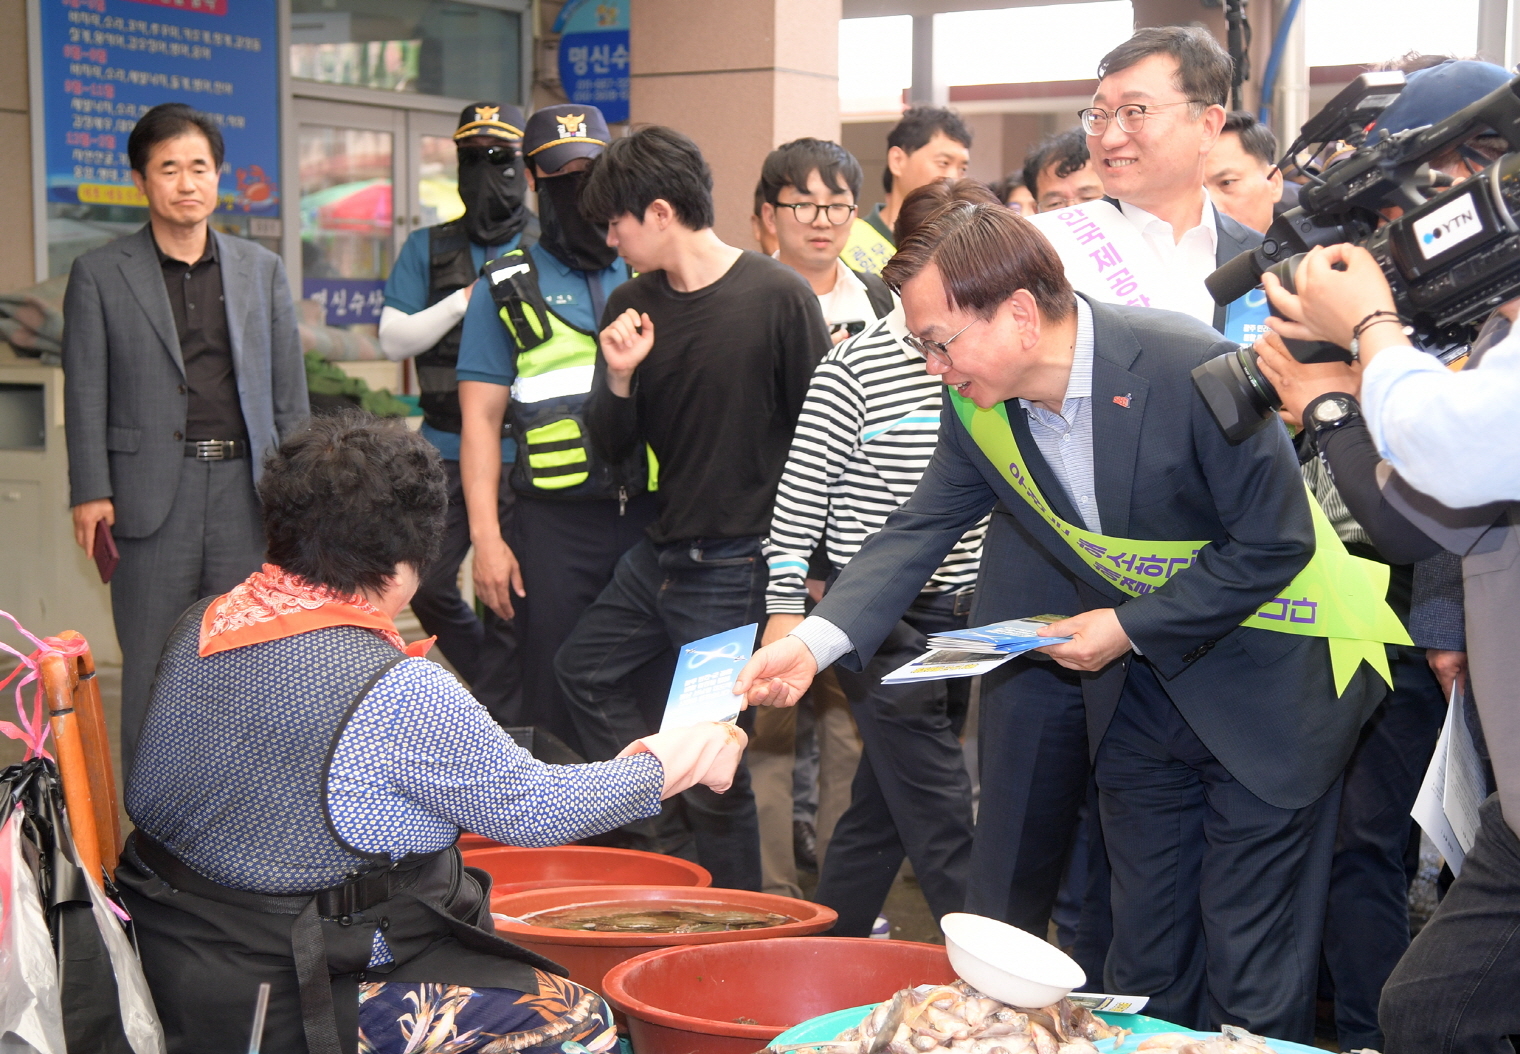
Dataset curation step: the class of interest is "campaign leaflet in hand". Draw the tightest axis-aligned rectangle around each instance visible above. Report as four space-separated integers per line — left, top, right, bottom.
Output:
925 614 1073 653
882 615 1074 684
659 624 758 732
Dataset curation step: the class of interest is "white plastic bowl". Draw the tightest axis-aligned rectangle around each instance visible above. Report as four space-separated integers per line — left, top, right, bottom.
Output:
940 912 1086 1008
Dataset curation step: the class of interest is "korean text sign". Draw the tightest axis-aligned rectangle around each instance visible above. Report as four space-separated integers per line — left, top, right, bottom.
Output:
40 0 281 217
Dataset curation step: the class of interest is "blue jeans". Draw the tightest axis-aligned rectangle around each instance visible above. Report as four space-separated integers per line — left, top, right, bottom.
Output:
555 535 765 890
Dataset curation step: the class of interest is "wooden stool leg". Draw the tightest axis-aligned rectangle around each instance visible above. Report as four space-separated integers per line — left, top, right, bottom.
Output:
40 652 102 885
58 632 120 877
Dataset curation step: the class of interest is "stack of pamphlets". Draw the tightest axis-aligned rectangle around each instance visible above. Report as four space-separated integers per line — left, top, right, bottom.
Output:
882 615 1074 683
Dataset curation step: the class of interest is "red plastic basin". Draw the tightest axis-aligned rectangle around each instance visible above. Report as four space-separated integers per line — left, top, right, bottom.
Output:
457 832 506 853
489 885 837 1001
604 936 955 1054
463 845 712 896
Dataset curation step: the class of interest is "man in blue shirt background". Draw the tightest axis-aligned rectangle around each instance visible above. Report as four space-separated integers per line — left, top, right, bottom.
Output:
377 102 531 725
457 104 651 755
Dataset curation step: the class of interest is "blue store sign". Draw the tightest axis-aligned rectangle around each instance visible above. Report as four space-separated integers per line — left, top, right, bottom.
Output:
554 0 629 125
39 0 281 217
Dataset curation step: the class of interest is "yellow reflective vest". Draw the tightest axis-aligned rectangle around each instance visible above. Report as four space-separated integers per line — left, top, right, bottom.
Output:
484 249 651 498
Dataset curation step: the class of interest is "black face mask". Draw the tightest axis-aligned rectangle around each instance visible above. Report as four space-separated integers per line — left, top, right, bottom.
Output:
457 144 528 246
536 170 619 272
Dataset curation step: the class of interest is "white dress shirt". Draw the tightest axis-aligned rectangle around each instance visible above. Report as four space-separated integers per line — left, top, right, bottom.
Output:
816 257 880 326
1119 193 1220 327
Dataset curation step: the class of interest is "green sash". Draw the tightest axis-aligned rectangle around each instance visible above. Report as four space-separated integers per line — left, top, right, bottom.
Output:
949 392 1411 694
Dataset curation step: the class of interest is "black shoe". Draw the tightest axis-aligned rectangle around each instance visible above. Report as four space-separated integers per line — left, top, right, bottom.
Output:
794 819 818 872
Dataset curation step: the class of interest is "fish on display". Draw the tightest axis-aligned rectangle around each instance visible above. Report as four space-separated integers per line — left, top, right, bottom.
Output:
767 980 1130 1054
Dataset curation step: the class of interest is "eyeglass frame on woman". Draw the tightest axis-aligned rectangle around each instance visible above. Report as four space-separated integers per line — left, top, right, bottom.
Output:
1077 100 1208 136
903 318 979 368
773 201 858 226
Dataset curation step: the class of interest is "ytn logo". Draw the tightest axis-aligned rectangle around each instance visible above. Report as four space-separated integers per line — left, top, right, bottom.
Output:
1421 207 1477 245
1413 193 1486 260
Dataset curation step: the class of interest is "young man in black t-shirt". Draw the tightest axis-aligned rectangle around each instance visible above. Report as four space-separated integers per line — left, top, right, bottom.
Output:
557 126 831 890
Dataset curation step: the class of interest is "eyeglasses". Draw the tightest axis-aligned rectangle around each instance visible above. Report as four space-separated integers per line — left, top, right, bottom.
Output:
458 144 519 166
1077 101 1206 136
774 202 857 225
903 318 979 368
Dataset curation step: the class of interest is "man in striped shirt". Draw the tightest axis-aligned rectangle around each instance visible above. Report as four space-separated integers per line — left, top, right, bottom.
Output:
762 180 994 936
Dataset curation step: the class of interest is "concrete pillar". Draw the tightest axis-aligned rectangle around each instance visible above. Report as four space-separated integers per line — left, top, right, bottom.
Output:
1131 0 1227 38
962 113 1005 187
908 14 935 106
1270 0 1308 153
629 0 841 247
1476 0 1518 66
0 0 34 289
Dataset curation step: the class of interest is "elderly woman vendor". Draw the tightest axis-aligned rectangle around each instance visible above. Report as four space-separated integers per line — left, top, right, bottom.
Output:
117 412 745 1054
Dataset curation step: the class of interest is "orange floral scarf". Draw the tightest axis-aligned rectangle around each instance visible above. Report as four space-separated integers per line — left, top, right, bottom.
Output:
199 564 434 658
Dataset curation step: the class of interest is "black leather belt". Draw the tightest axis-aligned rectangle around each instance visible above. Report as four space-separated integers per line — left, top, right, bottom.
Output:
184 439 247 460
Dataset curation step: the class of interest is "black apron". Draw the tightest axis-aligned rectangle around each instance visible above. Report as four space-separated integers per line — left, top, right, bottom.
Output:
118 833 562 1054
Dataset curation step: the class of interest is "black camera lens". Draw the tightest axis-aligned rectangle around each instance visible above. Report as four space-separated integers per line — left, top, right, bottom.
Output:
1191 346 1281 443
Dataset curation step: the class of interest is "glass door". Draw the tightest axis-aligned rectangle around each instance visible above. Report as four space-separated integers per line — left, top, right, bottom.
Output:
407 110 468 231
295 98 405 332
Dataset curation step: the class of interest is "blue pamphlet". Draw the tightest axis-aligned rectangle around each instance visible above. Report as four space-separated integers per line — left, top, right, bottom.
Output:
928 615 1074 653
884 615 1076 684
660 624 758 732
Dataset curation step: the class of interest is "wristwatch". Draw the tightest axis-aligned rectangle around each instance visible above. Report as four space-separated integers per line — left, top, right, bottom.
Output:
1305 393 1361 446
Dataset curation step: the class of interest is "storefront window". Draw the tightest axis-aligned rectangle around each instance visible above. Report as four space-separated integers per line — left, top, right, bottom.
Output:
418 135 465 227
299 125 394 286
290 0 523 104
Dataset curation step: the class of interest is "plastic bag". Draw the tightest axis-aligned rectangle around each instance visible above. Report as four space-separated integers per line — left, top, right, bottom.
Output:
0 802 67 1054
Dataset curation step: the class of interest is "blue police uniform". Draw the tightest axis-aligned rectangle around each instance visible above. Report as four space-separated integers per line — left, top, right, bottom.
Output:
381 226 522 723
456 242 653 753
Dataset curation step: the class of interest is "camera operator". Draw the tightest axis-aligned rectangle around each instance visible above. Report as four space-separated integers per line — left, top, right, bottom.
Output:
1240 59 1515 1052
1258 232 1520 1054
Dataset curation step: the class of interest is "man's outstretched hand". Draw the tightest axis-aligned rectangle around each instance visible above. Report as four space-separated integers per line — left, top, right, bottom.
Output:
733 634 818 708
1036 608 1134 672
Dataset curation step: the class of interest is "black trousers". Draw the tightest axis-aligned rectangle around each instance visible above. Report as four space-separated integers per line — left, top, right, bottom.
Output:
1381 793 1520 1053
815 592 976 936
1322 643 1447 1052
556 535 766 891
408 459 521 726
965 654 1090 935
509 491 658 755
1096 659 1340 1044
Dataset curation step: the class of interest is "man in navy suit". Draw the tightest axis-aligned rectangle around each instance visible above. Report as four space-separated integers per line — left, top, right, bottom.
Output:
737 204 1383 1042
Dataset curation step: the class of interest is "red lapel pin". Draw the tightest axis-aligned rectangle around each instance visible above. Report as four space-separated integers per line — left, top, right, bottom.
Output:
1112 394 1131 408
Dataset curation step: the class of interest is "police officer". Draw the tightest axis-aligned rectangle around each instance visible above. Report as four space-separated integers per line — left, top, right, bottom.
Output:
456 104 651 753
377 102 530 724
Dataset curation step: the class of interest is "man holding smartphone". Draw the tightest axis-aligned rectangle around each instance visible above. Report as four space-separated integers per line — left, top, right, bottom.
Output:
758 139 894 343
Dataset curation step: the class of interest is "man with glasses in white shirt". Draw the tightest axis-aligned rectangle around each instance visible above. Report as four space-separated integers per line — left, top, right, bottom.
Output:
759 139 894 344
1079 26 1263 331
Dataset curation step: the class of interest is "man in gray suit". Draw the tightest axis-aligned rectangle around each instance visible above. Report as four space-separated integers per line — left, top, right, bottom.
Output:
64 103 308 778
737 205 1384 1041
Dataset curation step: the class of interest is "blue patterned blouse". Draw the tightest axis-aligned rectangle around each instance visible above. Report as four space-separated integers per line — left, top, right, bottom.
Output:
322 657 666 966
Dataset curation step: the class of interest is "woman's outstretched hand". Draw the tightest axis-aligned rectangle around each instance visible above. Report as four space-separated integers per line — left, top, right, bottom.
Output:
619 721 748 797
